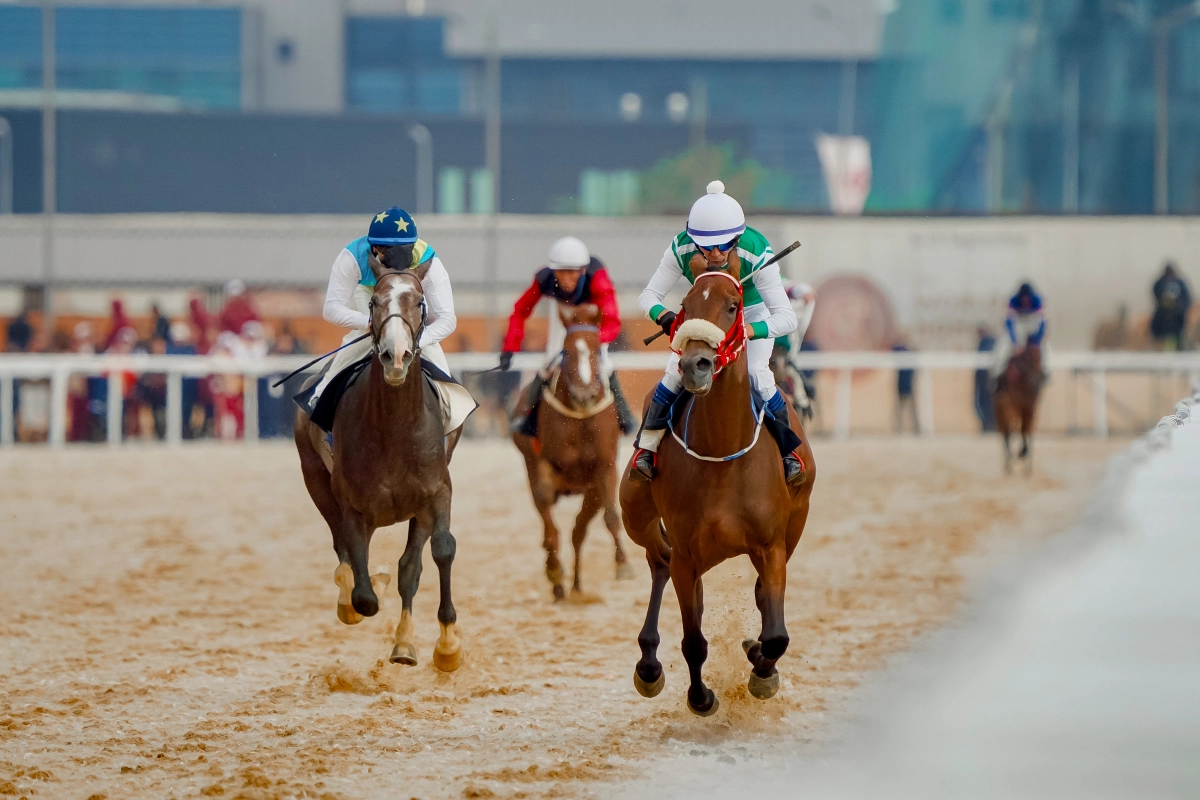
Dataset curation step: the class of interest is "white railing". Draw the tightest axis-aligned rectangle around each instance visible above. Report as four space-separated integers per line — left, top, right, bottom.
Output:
1 350 1199 446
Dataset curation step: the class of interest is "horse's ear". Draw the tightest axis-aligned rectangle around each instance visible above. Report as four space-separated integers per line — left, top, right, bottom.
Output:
577 303 601 323
367 250 389 283
725 250 742 281
687 252 707 276
412 258 434 282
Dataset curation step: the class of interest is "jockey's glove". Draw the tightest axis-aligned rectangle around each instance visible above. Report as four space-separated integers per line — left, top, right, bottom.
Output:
657 311 677 338
499 351 514 371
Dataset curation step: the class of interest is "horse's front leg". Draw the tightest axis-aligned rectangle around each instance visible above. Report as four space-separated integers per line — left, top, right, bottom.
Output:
391 518 430 665
529 459 567 600
428 496 463 672
744 545 789 700
1002 431 1013 475
570 485 606 596
1020 429 1033 476
672 556 717 716
633 522 670 698
601 469 633 580
333 509 379 623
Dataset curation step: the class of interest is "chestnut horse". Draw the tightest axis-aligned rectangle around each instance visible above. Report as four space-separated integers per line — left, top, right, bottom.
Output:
294 260 464 671
513 303 631 601
619 270 816 716
993 344 1042 476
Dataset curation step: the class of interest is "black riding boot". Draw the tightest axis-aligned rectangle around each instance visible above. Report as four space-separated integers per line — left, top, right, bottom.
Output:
512 375 548 437
763 394 805 485
610 374 637 435
632 395 675 480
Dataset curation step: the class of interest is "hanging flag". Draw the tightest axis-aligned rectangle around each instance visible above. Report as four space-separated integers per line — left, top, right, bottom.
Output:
816 135 872 216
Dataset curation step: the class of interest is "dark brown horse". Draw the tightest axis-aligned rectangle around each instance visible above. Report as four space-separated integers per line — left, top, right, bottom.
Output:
294 259 464 671
619 270 816 716
513 303 631 601
993 344 1042 476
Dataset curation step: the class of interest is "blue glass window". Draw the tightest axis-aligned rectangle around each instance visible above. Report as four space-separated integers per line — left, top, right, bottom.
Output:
345 17 463 113
0 6 44 89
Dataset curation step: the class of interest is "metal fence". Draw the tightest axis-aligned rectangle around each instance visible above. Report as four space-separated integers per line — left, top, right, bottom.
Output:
1 350 1199 446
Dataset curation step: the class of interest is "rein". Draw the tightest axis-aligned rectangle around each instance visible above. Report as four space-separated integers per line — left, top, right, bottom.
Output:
671 397 765 463
669 271 747 376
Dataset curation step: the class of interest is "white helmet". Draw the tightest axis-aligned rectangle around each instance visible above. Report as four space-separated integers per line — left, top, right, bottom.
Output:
687 180 745 247
547 236 590 269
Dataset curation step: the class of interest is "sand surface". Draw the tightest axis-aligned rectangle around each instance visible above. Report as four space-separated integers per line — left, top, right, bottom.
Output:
0 437 1118 799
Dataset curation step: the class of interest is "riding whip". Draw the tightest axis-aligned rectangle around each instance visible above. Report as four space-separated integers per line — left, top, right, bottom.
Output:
270 333 370 388
641 240 802 346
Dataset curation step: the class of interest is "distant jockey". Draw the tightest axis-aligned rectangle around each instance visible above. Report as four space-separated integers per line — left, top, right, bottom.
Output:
992 282 1048 384
632 180 804 484
500 236 637 436
305 207 467 431
773 280 816 417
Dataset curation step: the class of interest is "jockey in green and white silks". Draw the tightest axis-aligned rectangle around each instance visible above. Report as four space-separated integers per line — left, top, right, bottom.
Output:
632 181 805 484
311 206 472 433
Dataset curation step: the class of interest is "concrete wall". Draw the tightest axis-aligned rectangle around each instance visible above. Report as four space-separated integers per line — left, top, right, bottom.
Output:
2 214 1197 349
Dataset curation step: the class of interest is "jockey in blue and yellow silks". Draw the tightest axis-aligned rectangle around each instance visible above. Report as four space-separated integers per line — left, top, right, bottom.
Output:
309 207 464 424
991 282 1049 384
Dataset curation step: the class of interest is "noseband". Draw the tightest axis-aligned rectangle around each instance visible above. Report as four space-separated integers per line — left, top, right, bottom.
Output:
370 270 427 356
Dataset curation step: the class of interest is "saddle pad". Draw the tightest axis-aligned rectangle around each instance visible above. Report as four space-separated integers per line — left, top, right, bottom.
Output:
294 355 477 435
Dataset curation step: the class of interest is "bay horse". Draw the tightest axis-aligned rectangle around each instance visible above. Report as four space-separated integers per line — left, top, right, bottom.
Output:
513 303 631 601
993 344 1042 476
294 258 464 671
619 270 816 716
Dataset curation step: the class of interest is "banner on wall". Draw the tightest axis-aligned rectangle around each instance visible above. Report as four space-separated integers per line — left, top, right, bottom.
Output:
816 134 872 216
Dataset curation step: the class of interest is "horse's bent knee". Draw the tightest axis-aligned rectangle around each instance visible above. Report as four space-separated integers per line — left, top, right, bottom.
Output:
430 530 456 566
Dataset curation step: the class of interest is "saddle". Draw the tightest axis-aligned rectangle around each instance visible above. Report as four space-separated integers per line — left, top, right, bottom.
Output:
294 355 473 434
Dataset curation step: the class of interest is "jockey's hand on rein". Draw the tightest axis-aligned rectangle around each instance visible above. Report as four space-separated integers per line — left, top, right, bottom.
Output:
658 311 677 338
498 351 513 371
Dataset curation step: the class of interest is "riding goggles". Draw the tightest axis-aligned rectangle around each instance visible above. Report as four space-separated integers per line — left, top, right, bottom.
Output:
697 237 740 254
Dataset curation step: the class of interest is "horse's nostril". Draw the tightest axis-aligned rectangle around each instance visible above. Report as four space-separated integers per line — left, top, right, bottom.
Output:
696 358 713 372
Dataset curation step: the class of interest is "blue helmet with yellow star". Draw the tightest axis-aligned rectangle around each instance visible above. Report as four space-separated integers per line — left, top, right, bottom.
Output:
367 207 418 246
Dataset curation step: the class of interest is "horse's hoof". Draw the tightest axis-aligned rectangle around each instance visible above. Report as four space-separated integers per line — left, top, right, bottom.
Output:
370 569 391 597
433 646 463 673
747 670 780 700
633 667 665 698
389 642 418 666
616 562 635 580
337 603 364 626
552 585 565 602
686 689 719 717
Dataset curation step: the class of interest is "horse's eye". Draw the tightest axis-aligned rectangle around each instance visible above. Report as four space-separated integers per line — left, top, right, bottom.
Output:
728 304 737 313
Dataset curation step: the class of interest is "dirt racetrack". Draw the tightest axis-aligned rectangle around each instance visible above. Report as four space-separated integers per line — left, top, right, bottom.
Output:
0 437 1119 800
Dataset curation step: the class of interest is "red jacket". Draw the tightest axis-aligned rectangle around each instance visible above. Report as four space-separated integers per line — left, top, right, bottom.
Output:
502 259 621 353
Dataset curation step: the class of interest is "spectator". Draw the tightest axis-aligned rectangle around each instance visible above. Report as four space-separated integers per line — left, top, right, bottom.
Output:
103 299 134 351
270 323 308 356
1151 262 1192 351
892 335 919 435
974 326 997 433
150 302 172 344
219 279 260 335
5 311 33 352
136 338 170 440
189 297 215 355
166 321 204 440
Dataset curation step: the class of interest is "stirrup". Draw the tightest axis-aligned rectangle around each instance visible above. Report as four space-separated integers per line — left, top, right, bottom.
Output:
632 448 657 481
783 453 805 485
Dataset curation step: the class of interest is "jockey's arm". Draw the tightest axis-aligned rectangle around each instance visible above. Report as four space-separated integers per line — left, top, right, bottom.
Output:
747 263 797 340
501 278 544 353
419 257 456 348
322 247 369 331
639 245 684 323
1004 311 1018 344
589 268 622 344
1027 311 1047 346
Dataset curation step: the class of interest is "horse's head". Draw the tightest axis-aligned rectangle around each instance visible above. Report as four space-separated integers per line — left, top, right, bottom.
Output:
368 259 428 386
673 270 744 396
558 303 605 408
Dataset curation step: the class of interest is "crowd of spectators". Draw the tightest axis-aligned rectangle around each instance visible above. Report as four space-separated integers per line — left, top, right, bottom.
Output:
3 282 311 443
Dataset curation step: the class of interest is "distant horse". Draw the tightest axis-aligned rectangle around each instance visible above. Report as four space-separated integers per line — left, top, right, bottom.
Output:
619 270 816 716
294 259 464 672
513 303 631 601
993 344 1042 476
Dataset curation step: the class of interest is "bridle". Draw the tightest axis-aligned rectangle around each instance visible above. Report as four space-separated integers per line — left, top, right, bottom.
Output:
668 271 748 376
369 270 427 357
542 321 614 419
